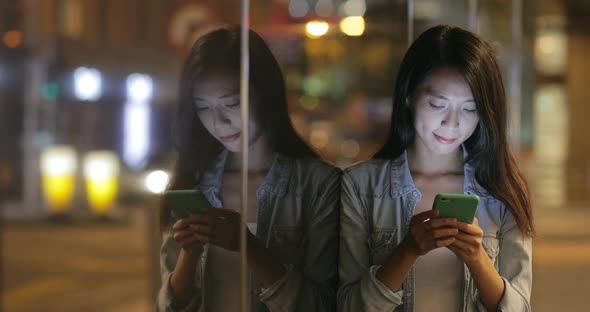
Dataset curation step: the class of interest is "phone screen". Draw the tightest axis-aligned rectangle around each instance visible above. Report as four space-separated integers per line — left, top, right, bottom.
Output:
164 189 211 219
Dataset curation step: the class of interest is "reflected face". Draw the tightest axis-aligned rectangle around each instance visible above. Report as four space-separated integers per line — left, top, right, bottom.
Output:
192 70 259 153
412 67 480 155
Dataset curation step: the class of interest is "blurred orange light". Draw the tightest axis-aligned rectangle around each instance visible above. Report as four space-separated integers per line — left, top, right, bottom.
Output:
305 21 329 38
3 31 23 48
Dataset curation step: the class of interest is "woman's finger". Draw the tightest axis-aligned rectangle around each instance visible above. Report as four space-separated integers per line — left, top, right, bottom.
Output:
185 213 216 225
448 237 475 253
454 231 482 246
173 229 193 242
456 221 483 235
428 217 458 230
433 236 456 248
172 218 189 231
411 209 439 225
189 224 214 236
430 227 459 239
173 214 215 232
181 232 211 246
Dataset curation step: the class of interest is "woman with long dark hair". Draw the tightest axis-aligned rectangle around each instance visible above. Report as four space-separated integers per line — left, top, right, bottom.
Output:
156 26 340 311
338 25 533 311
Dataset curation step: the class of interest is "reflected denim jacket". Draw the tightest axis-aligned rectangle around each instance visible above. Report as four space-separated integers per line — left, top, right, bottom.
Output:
157 150 341 312
338 150 532 312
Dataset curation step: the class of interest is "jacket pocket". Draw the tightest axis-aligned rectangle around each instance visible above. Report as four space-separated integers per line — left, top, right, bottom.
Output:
482 234 500 265
367 229 397 264
270 226 306 266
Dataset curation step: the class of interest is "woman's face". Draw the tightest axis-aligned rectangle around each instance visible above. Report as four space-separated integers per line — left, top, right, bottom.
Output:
411 67 480 156
192 70 260 153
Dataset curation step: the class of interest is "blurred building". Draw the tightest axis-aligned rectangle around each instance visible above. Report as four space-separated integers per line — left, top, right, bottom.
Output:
1 0 589 217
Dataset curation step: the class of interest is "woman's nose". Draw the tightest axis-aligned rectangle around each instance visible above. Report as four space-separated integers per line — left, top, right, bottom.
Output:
212 108 232 128
441 108 460 128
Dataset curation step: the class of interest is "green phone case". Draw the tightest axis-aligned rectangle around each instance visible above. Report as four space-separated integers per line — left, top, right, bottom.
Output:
432 193 479 224
164 189 212 219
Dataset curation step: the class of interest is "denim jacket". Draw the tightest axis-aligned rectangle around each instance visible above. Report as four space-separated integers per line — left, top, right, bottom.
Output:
338 149 532 312
157 150 341 312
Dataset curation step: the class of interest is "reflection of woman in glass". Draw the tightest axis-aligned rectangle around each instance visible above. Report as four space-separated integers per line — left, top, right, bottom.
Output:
338 25 533 311
156 26 340 311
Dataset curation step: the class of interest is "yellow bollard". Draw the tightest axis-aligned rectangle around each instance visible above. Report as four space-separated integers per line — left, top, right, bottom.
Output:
40 146 77 214
83 151 119 216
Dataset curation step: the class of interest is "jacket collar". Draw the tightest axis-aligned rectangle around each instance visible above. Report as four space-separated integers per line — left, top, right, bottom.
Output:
197 149 292 204
389 145 491 198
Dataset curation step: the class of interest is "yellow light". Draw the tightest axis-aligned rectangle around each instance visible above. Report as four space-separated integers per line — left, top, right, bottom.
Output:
86 178 118 214
42 175 75 213
83 151 119 215
40 146 77 213
3 31 22 48
305 20 329 39
340 16 365 37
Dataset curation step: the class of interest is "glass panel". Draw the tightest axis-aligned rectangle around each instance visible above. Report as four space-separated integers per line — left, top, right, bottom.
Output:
252 0 408 166
3 0 590 311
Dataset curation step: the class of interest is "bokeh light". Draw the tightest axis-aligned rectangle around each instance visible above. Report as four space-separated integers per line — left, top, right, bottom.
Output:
145 170 170 194
305 20 330 39
3 31 23 48
340 16 365 36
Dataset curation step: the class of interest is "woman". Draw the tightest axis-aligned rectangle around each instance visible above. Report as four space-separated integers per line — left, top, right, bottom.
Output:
156 26 340 312
338 25 533 311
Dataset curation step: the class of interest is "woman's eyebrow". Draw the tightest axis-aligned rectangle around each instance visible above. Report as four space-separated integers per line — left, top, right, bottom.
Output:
220 90 240 98
426 90 474 103
428 92 449 101
193 92 239 101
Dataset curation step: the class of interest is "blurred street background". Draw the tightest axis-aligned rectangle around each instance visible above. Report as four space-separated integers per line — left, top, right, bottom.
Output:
2 0 589 311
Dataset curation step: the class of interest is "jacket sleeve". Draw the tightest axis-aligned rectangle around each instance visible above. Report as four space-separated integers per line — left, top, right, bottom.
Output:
260 168 341 311
155 230 202 312
476 205 532 312
337 170 404 312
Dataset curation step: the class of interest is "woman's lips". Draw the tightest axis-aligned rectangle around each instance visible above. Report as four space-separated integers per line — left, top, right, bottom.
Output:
220 132 241 143
434 133 457 144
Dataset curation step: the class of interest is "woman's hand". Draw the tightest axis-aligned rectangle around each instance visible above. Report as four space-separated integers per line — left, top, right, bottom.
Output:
205 208 285 287
446 217 487 266
376 210 458 291
403 209 460 257
172 214 216 255
169 214 216 308
206 208 242 252
447 218 506 311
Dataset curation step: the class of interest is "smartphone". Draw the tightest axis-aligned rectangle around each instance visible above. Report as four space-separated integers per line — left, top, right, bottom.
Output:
432 193 479 224
164 189 212 219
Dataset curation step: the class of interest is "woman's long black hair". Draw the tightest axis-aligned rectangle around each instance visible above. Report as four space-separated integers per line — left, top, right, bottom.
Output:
161 26 317 230
376 25 534 236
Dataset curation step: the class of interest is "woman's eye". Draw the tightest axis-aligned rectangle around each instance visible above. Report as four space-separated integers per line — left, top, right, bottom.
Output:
429 102 444 109
195 106 208 112
463 108 477 113
227 102 240 108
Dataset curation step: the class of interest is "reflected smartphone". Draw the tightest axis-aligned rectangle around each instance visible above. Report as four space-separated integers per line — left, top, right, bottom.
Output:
163 189 212 219
432 193 479 224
